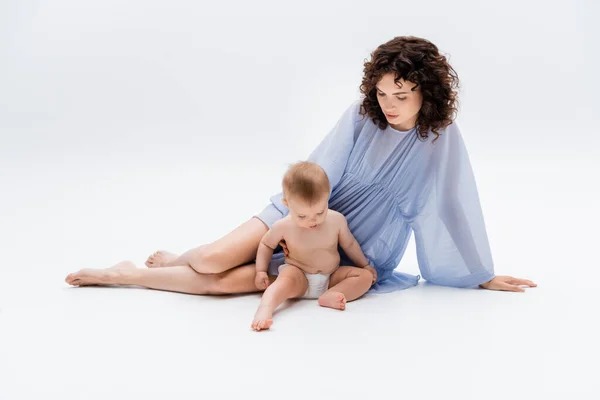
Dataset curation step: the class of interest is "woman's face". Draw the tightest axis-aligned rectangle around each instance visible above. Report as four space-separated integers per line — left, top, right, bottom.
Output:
375 73 423 131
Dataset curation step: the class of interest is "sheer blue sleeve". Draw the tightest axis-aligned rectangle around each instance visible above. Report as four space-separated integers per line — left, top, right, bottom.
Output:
255 100 363 228
411 123 495 288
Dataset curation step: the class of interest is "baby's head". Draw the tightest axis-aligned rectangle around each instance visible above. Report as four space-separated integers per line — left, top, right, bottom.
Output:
281 161 330 229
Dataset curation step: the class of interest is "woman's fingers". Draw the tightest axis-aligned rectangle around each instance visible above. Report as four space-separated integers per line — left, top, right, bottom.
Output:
508 278 537 287
481 276 535 291
499 281 525 292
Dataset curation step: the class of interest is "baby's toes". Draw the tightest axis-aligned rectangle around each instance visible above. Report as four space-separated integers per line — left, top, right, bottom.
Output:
258 319 272 331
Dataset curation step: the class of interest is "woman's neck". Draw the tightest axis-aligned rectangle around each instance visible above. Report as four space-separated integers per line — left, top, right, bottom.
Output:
390 121 416 132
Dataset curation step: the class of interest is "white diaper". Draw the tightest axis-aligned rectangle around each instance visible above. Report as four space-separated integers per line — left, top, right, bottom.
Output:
302 272 331 299
277 264 331 299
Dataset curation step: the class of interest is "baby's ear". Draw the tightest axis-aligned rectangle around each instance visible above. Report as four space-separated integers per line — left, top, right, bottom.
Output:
282 198 288 207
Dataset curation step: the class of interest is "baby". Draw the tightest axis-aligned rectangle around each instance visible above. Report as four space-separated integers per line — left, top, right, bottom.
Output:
251 161 377 331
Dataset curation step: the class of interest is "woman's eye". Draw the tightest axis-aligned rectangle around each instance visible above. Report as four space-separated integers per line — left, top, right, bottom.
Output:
397 97 407 101
377 92 384 97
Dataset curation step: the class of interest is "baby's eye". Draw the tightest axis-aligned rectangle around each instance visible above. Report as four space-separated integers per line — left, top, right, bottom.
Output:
317 212 324 216
298 216 306 219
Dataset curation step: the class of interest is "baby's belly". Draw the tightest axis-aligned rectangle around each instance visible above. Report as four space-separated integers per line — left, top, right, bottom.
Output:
285 248 340 275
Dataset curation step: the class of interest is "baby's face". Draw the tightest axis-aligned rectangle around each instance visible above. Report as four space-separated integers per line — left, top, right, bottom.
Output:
285 195 329 229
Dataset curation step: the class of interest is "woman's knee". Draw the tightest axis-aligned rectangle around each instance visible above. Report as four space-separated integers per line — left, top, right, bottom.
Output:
188 245 229 274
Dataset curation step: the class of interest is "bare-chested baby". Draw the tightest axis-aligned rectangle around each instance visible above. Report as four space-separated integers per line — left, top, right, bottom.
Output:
251 161 377 331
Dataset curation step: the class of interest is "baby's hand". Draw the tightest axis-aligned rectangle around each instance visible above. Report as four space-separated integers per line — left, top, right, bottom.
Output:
255 271 270 290
364 265 377 284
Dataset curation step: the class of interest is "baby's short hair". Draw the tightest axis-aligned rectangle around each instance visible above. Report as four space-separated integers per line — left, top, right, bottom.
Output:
282 161 330 204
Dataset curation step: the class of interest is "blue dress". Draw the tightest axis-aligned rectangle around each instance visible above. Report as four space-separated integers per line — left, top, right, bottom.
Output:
255 99 495 293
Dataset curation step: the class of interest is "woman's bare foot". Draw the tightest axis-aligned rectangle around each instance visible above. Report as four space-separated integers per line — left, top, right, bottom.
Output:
318 291 347 310
65 260 137 286
145 250 179 268
251 305 274 331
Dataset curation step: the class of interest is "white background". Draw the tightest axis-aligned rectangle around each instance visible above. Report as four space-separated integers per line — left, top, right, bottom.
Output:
1 1 598 399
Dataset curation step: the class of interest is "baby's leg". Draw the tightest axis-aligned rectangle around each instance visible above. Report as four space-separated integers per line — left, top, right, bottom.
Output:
318 266 373 310
251 265 308 331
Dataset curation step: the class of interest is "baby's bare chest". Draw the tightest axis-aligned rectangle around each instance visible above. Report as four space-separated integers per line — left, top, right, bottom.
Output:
284 227 338 253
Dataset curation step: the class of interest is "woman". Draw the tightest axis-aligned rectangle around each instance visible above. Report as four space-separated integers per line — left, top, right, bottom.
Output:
65 36 535 294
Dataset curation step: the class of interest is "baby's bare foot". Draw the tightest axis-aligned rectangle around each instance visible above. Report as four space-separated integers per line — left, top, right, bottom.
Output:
318 291 347 311
251 305 274 331
145 250 179 268
65 260 136 286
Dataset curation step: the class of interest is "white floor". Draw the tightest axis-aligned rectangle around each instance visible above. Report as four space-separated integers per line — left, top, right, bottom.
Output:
1 158 598 399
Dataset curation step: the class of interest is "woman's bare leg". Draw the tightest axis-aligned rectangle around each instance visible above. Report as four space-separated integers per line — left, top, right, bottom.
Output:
318 266 373 310
65 260 263 295
145 217 269 274
65 217 271 295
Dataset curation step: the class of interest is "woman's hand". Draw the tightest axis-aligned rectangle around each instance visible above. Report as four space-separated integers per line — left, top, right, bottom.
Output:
479 276 537 292
279 240 289 257
255 271 270 290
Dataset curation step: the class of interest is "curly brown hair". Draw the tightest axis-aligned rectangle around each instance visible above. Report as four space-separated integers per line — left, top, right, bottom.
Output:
359 36 459 141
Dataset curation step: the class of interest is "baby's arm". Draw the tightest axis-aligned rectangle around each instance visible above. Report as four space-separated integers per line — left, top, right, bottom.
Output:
337 214 377 282
255 221 286 290
338 217 369 267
